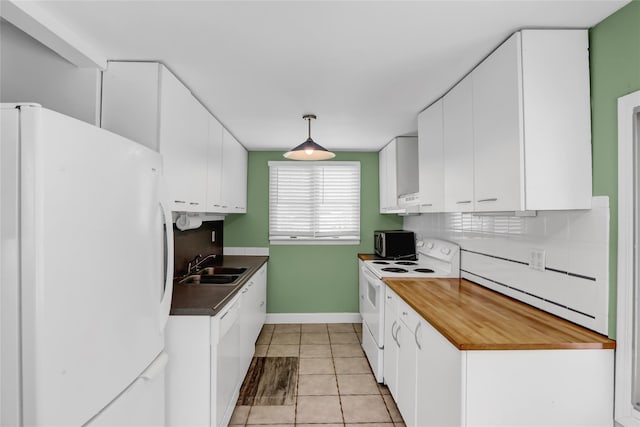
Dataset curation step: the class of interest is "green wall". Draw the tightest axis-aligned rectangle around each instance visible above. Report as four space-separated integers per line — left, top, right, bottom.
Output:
224 151 402 313
589 0 640 337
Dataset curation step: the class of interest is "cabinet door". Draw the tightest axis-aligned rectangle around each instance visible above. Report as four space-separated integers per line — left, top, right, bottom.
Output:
396 136 419 199
159 68 207 211
418 100 444 212
443 75 474 212
383 289 399 398
253 265 267 339
207 116 223 211
472 33 523 212
385 140 399 210
221 129 248 213
415 319 462 427
378 145 388 213
396 310 418 427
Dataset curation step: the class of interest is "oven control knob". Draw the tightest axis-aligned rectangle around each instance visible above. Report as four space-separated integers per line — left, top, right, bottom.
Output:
426 242 434 249
441 247 451 255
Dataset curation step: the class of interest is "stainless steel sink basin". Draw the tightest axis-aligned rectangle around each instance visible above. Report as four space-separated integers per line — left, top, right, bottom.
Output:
179 274 240 285
197 266 248 276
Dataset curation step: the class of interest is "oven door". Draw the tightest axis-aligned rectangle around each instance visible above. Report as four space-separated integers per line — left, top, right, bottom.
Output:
360 265 385 347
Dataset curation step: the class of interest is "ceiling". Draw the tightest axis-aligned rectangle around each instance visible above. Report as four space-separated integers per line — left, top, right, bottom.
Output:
27 1 628 151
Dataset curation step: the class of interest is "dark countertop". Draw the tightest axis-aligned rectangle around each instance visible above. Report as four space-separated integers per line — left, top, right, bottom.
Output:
170 255 269 316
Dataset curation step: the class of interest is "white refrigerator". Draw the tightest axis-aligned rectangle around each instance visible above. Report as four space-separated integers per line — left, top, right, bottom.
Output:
1 103 174 425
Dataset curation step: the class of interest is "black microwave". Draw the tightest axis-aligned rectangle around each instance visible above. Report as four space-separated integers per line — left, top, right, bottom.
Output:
374 230 416 260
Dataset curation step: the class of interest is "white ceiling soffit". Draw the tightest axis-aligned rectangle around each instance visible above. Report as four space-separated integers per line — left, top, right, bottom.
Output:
15 1 629 151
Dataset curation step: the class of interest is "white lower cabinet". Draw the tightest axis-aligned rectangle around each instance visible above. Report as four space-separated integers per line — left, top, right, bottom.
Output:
384 285 614 427
166 264 267 427
239 265 267 374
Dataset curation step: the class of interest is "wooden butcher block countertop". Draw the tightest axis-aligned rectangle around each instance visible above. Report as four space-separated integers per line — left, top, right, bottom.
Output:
384 277 615 351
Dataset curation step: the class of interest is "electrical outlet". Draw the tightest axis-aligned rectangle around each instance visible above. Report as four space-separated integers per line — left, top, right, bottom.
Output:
211 231 216 243
529 248 546 271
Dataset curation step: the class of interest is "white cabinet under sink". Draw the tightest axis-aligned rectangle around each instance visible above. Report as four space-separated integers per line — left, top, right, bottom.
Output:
166 264 267 427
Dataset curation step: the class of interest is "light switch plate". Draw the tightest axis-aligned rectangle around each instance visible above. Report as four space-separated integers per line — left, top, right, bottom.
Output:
211 231 216 243
529 248 546 271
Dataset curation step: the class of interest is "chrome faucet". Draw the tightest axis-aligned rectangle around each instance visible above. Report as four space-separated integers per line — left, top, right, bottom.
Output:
186 254 217 275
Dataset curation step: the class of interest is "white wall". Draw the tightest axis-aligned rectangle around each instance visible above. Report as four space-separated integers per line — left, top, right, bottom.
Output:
0 20 101 125
404 196 609 335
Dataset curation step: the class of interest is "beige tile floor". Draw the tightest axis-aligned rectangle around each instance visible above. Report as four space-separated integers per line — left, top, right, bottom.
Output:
230 323 406 427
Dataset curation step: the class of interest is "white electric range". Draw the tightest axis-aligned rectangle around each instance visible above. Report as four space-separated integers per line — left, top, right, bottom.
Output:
359 239 460 382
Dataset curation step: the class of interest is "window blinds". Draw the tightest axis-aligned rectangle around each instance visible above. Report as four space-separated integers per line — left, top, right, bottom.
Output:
269 161 360 243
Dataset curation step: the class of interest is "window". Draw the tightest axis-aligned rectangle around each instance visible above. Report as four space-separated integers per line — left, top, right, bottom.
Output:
268 161 360 244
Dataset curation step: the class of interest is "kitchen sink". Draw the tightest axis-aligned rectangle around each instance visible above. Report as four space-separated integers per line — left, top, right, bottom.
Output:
197 266 247 276
179 274 240 285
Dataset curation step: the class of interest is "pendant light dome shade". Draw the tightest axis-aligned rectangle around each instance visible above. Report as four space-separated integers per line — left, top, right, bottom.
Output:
284 114 335 160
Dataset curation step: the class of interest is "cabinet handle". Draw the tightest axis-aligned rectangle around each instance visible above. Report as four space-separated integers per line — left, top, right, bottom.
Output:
189 202 200 206
402 311 408 316
222 205 228 208
456 200 471 204
421 203 433 207
477 198 498 203
174 200 186 204
414 322 422 350
213 204 221 207
220 310 229 319
259 301 265 307
242 288 248 294
387 295 392 300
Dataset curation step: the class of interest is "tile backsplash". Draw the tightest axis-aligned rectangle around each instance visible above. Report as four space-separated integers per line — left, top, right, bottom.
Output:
403 196 609 335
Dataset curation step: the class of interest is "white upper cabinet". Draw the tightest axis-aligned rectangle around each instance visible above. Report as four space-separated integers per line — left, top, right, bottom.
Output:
220 129 247 213
420 29 591 214
396 136 419 207
472 34 522 212
471 30 592 211
379 140 399 213
206 116 223 211
101 61 250 215
443 75 474 212
379 137 418 213
159 69 208 211
417 99 444 212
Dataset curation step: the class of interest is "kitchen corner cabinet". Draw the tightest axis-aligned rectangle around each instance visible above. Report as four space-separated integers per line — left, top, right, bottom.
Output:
471 30 591 212
443 75 474 212
101 61 248 215
417 99 444 212
166 264 267 427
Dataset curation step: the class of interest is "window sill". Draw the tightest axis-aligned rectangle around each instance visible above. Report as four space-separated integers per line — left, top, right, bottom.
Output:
270 239 360 246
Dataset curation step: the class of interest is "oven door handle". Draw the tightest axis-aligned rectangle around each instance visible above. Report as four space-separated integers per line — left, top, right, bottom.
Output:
361 266 382 287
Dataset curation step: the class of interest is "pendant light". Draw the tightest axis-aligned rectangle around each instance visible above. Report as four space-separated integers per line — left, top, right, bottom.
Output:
283 114 335 160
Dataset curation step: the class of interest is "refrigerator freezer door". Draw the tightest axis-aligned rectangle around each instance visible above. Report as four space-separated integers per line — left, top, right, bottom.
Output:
18 106 169 425
86 352 168 426
1 106 22 426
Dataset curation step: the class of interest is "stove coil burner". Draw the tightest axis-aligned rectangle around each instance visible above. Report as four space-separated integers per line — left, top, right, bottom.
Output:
381 267 409 273
395 261 418 266
373 261 390 265
414 268 435 273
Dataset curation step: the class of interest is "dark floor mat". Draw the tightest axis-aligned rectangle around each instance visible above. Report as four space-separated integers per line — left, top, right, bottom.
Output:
237 357 298 405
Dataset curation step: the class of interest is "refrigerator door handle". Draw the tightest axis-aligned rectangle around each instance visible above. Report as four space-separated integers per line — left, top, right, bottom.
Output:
158 193 174 332
140 351 169 381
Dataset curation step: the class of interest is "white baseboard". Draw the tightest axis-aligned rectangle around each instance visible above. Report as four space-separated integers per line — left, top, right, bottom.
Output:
265 312 362 324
